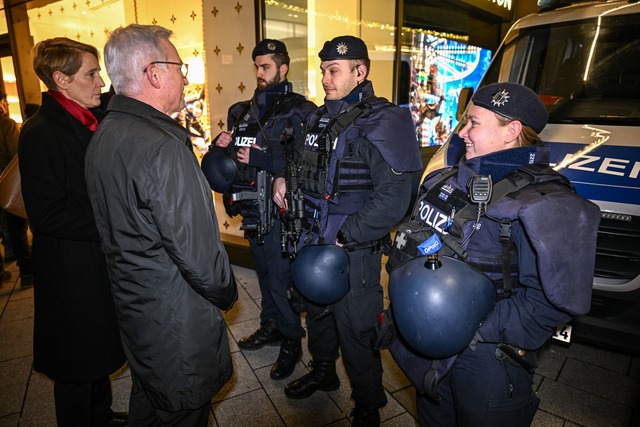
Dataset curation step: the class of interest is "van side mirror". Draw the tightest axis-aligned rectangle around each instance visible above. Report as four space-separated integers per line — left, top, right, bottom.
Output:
456 87 474 121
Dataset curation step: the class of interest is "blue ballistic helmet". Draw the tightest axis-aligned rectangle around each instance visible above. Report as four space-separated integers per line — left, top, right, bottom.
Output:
291 245 349 305
389 255 496 359
201 146 237 193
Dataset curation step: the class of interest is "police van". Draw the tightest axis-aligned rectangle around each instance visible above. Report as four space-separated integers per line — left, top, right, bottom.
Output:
426 0 640 355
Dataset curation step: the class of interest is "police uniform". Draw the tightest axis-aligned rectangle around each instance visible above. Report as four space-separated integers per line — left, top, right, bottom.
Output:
286 36 423 415
219 40 316 356
402 83 600 426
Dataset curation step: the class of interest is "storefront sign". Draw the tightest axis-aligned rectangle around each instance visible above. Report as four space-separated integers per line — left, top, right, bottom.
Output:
460 0 514 21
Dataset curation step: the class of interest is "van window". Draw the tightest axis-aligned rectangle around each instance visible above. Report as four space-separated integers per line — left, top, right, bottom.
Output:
484 13 640 126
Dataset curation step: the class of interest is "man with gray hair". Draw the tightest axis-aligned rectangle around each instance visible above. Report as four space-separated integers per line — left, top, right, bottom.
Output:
85 24 237 426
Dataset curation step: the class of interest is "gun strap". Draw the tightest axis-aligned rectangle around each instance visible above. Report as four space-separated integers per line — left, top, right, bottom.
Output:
327 101 374 144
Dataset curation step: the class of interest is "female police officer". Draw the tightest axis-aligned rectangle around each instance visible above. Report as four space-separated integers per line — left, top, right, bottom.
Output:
400 82 600 426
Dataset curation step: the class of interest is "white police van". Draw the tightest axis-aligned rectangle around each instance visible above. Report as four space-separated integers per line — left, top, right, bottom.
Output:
426 0 640 355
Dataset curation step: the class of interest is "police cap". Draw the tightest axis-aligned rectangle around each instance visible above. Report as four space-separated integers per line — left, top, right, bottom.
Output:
472 82 548 134
252 39 288 61
318 35 369 61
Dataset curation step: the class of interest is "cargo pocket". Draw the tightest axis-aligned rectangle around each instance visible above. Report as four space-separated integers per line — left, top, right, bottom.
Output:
484 390 540 427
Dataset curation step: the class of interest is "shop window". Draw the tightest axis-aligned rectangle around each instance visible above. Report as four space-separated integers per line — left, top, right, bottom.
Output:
23 0 210 151
263 0 396 104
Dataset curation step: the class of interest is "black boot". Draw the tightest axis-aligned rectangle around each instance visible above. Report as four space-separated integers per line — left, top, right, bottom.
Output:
270 337 302 380
284 359 340 399
238 319 283 350
350 405 380 427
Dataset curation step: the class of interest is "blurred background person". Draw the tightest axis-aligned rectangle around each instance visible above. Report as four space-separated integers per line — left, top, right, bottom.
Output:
0 88 32 288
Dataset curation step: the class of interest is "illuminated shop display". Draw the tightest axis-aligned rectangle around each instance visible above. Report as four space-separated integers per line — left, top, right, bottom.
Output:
407 33 492 147
24 0 210 150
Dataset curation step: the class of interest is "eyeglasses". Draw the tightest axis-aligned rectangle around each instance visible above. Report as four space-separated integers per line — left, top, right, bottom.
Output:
143 61 189 78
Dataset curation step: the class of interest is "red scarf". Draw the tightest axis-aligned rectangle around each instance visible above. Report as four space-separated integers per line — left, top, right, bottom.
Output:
48 90 99 131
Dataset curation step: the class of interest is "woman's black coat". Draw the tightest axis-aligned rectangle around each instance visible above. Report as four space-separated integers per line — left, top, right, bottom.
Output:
18 92 125 383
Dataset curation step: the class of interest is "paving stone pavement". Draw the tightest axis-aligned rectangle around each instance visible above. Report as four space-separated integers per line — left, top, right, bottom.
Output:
1 261 639 426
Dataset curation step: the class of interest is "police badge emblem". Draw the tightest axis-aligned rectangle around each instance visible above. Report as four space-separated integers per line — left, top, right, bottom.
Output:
336 42 349 55
491 89 510 107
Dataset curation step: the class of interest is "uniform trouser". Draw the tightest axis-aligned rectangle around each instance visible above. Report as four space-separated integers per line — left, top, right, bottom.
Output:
53 376 113 427
416 342 539 427
306 248 387 408
128 372 210 427
248 219 304 339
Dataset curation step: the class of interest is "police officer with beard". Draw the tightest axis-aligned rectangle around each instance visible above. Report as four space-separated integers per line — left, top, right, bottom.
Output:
274 36 422 426
213 39 316 380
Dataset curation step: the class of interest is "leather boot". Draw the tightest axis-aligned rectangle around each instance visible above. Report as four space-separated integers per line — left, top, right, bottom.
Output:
350 405 380 427
270 337 302 380
238 319 283 350
284 359 340 399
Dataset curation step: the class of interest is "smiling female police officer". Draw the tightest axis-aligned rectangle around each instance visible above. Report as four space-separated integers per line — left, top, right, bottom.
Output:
399 82 600 426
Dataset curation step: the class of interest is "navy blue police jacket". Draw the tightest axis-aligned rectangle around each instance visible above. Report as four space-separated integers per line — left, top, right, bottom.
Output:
418 146 600 350
222 80 316 220
300 80 423 245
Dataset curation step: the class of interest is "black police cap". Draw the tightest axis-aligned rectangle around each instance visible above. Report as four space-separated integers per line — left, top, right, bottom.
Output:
318 35 369 61
252 39 288 61
471 82 548 134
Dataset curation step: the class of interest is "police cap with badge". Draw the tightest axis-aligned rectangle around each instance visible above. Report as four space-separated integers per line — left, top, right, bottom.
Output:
472 82 548 134
252 39 288 61
318 35 369 61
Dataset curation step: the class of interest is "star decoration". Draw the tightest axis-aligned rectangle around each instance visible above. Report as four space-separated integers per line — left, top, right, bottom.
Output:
170 14 177 24
216 83 223 94
192 48 199 57
90 30 94 38
491 89 510 107
104 27 109 35
85 0 90 7
213 45 221 56
336 42 349 55
48 9 53 16
72 3 77 10
37 12 41 19
234 1 243 14
218 120 225 129
223 220 230 229
190 11 197 20
152 18 157 25
236 43 244 54
211 6 219 17
60 6 64 13
76 33 81 40
238 82 246 93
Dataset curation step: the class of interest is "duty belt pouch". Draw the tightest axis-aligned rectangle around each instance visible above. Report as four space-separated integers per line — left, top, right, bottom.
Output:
386 222 434 273
373 305 396 350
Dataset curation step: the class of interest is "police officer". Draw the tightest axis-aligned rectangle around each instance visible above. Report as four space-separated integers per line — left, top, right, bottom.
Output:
404 82 600 425
274 35 422 426
213 39 316 380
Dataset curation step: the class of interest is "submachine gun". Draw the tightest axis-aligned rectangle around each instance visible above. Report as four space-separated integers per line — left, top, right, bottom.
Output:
231 170 275 245
279 124 305 256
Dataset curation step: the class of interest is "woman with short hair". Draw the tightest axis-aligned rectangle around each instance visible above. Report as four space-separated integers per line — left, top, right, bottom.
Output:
18 37 126 427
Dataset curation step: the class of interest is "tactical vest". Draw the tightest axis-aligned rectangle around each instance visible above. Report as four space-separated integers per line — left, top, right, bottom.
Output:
226 92 307 218
406 164 573 299
301 101 384 199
